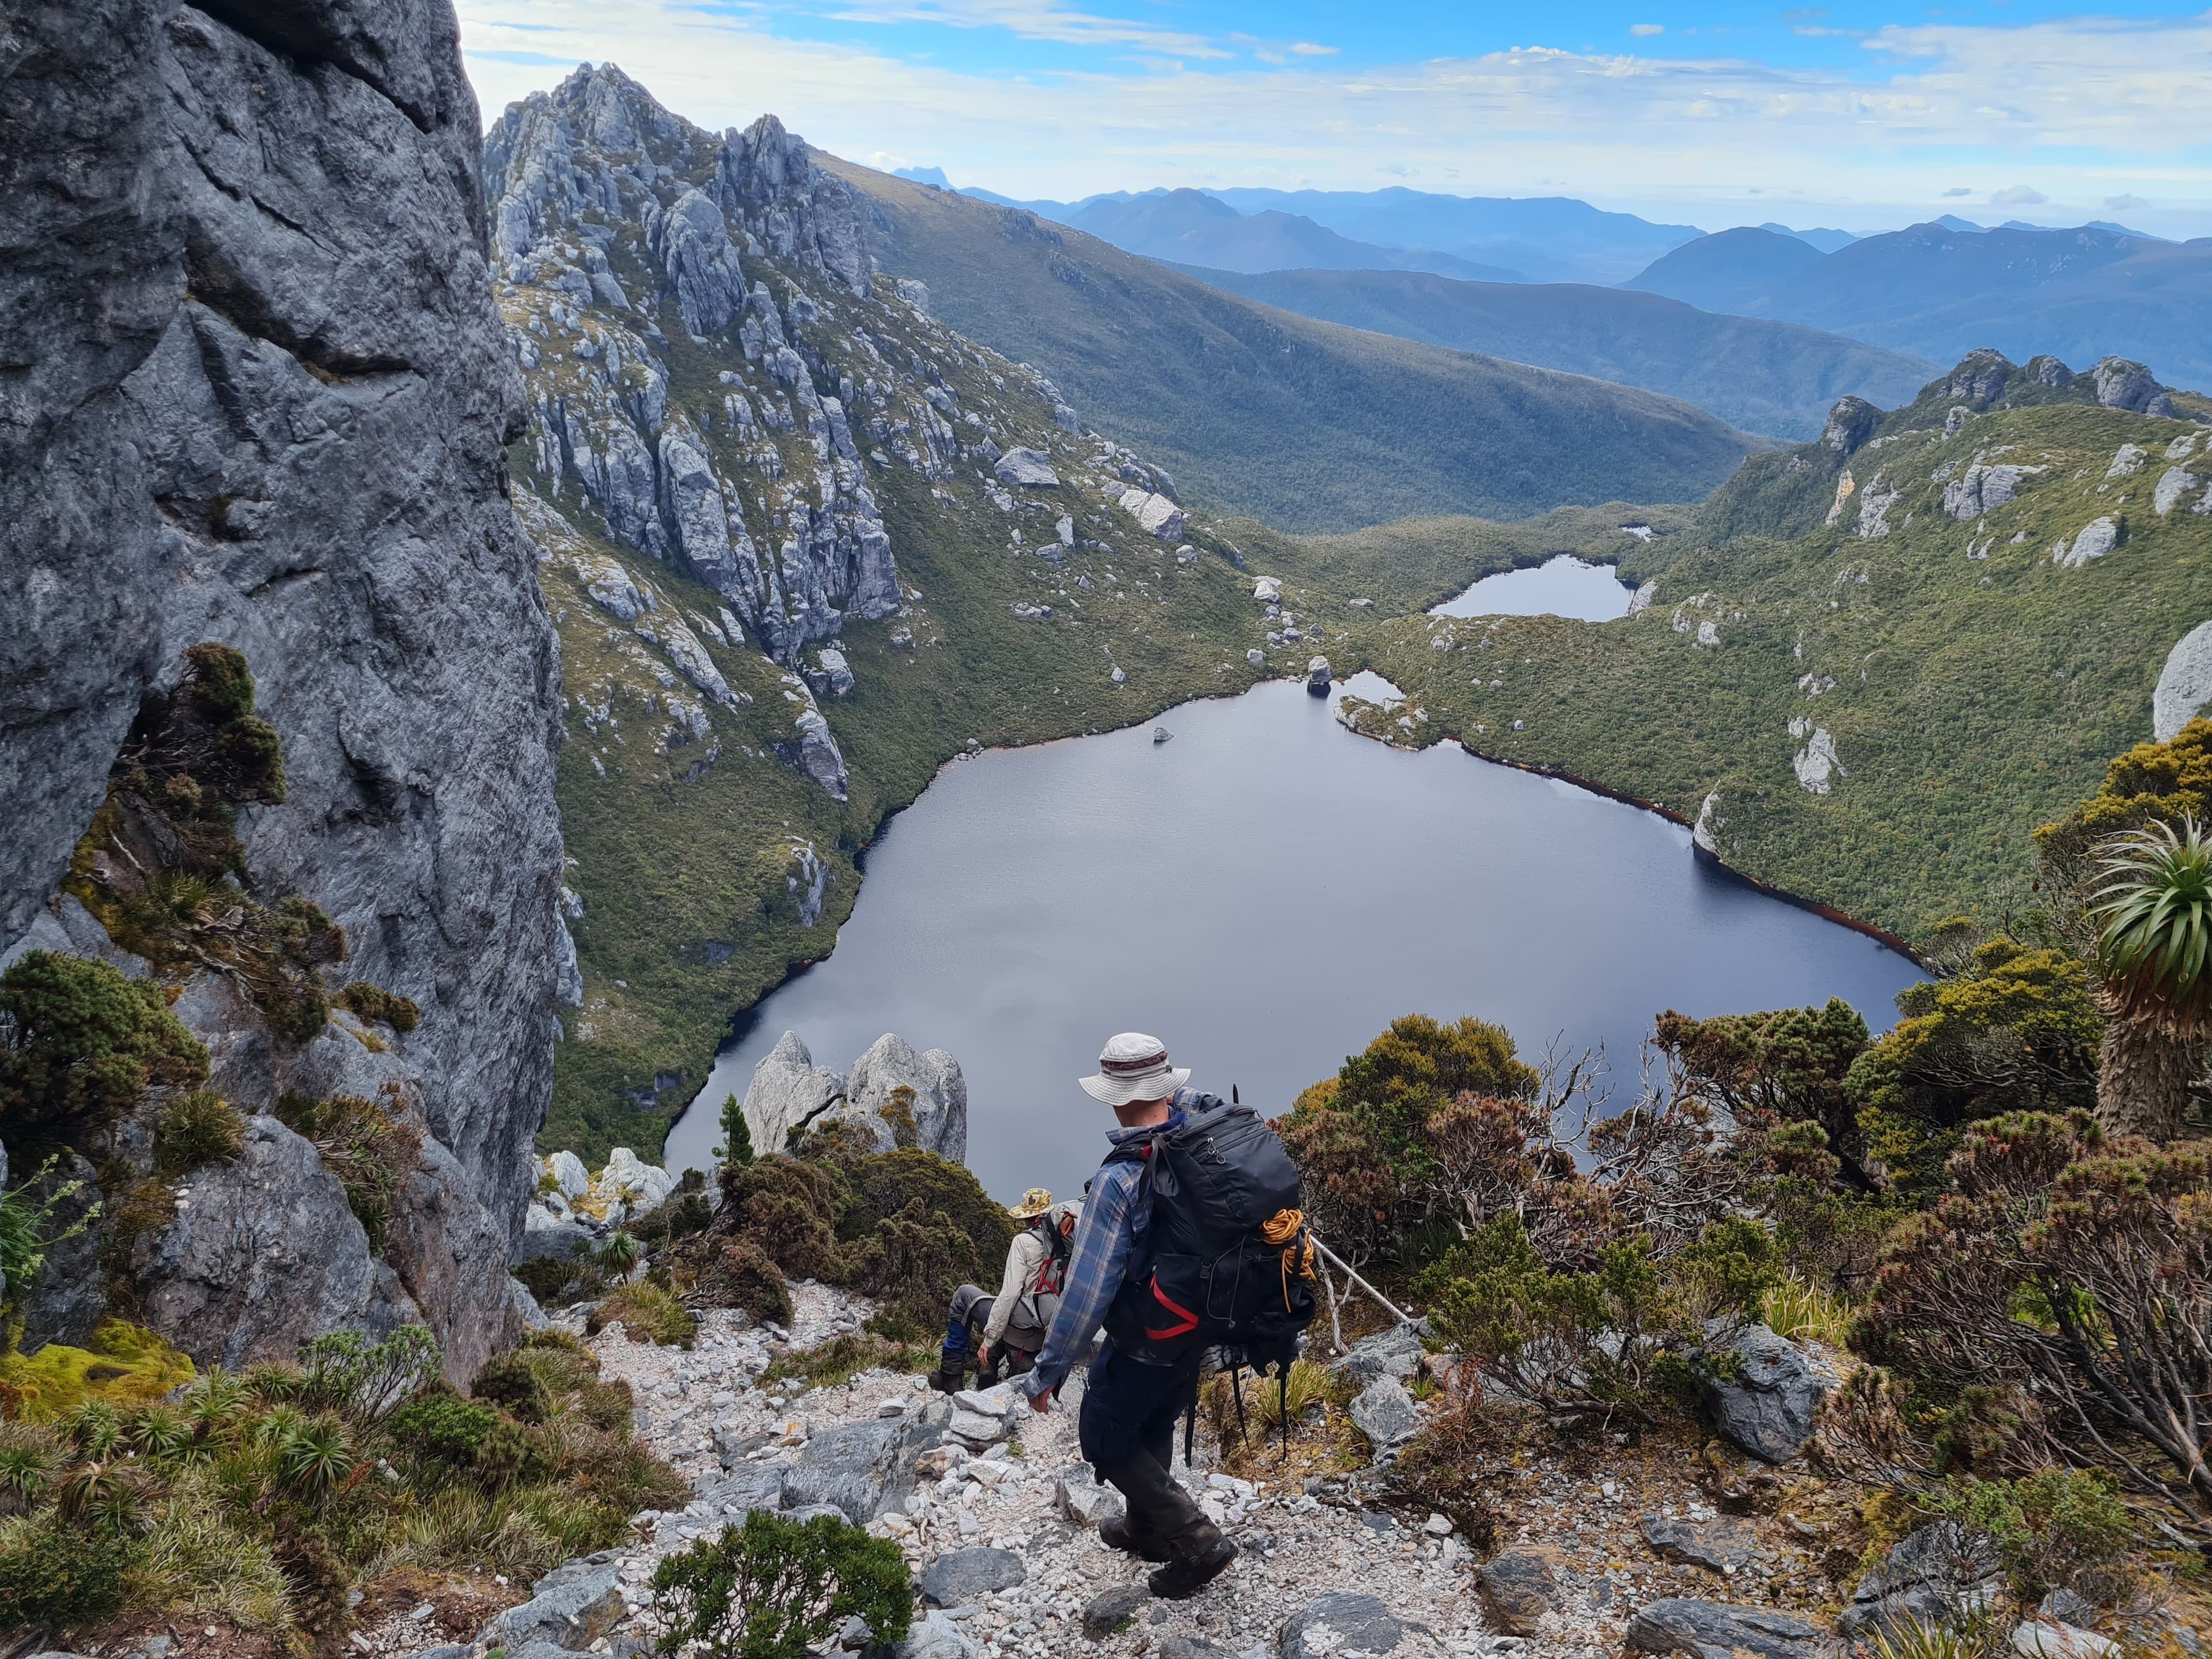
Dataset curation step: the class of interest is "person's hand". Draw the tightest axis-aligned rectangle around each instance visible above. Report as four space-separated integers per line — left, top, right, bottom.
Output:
976 1343 991 1369
1029 1387 1053 1414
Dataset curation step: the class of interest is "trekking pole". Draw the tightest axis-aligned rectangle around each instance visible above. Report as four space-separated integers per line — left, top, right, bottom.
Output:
1307 1232 1415 1327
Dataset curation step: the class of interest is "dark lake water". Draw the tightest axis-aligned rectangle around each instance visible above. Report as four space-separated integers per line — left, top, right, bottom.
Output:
665 562 1920 1201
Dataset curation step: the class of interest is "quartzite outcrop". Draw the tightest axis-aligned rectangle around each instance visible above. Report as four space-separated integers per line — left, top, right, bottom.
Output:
0 0 562 1379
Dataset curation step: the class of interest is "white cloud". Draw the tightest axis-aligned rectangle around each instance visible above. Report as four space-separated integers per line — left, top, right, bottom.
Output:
1630 23 1666 37
812 0 1228 57
2105 192 2150 209
454 1 2212 226
1990 184 2047 205
1288 42 1338 57
1942 185 1974 197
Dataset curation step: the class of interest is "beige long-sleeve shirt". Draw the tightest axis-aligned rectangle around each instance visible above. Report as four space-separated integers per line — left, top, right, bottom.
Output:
981 1228 1052 1348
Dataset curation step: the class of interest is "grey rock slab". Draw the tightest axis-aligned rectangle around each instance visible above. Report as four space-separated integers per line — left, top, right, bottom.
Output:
1350 1376 1421 1449
2037 1590 2096 1627
743 1031 850 1156
1057 1467 1126 1527
1698 1322 1836 1464
1839 1521 2003 1637
702 1462 787 1516
896 1611 982 1659
1156 1638 1241 1659
1641 1513 1760 1574
1327 1321 1427 1389
399 1648 473 1659
1475 1552 1558 1637
1624 1599 1822 1659
782 1412 941 1522
1084 1583 1153 1637
919 1546 1026 1607
2154 620 2212 741
138 1116 410 1371
994 448 1061 488
2012 1623 2120 1659
480 1560 623 1651
1280 1594 1404 1659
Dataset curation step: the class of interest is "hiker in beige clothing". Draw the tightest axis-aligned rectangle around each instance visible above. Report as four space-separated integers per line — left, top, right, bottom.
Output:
931 1188 1082 1391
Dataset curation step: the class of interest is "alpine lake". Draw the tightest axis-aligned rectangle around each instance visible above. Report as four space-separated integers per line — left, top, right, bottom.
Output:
665 555 1920 1202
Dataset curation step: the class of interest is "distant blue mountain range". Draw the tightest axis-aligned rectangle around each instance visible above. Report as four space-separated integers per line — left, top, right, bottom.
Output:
1625 221 2212 389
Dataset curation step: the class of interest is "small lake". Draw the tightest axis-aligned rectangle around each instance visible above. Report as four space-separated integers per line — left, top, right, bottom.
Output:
666 575 1919 1202
1431 554 1635 620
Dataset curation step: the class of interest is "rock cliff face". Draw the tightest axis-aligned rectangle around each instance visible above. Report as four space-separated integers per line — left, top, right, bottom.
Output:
0 0 561 1378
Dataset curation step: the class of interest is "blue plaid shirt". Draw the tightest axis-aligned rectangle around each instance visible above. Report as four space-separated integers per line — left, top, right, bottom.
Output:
1016 1100 1189 1401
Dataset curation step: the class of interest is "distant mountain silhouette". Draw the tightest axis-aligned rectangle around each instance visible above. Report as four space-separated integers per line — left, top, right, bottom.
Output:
1624 221 2212 389
1172 263 1934 441
1060 189 1524 281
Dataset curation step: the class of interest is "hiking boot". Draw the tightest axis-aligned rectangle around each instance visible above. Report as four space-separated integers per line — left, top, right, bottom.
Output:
1099 1517 1172 1563
1147 1535 1237 1600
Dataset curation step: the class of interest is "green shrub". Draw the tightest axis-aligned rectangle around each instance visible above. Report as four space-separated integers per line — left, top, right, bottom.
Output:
1937 1470 2138 1605
668 1192 713 1238
472 1350 555 1426
1669 1215 1784 1325
0 1512 136 1628
514 1254 585 1306
1418 1215 1680 1428
274 1092 420 1250
387 1392 499 1468
154 1089 246 1175
0 1154 97 1315
338 981 420 1033
650 1509 913 1659
298 1325 440 1424
0 950 209 1138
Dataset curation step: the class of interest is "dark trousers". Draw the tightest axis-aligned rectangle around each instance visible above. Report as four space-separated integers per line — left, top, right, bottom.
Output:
1078 1340 1218 1560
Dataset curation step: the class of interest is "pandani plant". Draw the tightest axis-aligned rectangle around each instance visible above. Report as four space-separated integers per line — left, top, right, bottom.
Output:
2089 815 2212 1141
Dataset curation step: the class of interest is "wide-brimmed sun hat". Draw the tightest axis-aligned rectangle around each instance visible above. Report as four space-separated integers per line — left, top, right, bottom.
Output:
1008 1187 1054 1220
1078 1032 1191 1108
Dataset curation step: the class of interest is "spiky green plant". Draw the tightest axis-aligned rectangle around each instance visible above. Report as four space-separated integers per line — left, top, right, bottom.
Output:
593 1230 642 1276
2090 816 2212 1140
274 1416 353 1499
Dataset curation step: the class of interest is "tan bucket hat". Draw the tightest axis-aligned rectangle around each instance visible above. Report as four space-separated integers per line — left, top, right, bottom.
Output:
1078 1032 1191 1108
1007 1187 1054 1220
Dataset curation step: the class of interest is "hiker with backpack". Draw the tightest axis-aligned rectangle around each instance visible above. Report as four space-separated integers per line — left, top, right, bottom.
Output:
1014 1032 1316 1602
931 1188 1080 1391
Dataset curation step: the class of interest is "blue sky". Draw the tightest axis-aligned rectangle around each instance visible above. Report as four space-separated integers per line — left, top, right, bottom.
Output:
458 0 2212 236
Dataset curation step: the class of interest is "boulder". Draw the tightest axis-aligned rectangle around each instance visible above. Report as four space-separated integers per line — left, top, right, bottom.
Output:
700 1463 786 1517
583 1147 677 1228
1839 1521 2003 1636
1475 1552 1557 1636
994 448 1060 488
782 1412 940 1523
2156 468 2201 517
514 1204 594 1266
1349 1376 1420 1450
544 1150 590 1200
2153 621 2212 741
2054 517 2120 569
1157 1638 1240 1659
2013 1623 2120 1659
918 1546 1025 1607
809 646 856 699
1821 396 1881 457
1625 1599 1822 1659
847 1033 968 1161
1328 1321 1427 1389
1056 1467 1126 1527
478 1559 623 1652
1253 577 1283 604
1281 1594 1404 1659
1697 1322 1835 1464
137 1116 412 1372
1640 1513 1759 1574
895 1611 980 1659
1084 1583 1152 1636
743 1032 849 1156
2090 357 2173 418
1307 656 1332 694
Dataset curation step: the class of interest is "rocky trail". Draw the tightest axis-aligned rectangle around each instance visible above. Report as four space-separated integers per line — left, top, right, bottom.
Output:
356 1281 2094 1659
